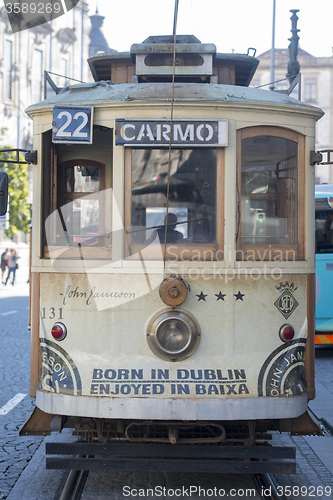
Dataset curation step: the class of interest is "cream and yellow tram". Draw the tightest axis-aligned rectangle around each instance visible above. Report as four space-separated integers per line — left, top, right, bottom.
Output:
21 35 323 470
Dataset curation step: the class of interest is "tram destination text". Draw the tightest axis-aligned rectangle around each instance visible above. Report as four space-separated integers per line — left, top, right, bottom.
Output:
90 367 249 397
115 119 228 147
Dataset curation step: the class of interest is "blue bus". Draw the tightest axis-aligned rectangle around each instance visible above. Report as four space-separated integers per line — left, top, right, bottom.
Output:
315 184 333 344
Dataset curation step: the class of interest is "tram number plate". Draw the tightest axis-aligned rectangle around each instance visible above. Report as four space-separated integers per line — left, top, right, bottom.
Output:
52 106 93 144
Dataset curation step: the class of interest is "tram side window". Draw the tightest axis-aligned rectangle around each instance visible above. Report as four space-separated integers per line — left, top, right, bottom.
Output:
56 160 105 247
127 148 218 257
42 127 112 258
315 209 333 253
238 127 303 260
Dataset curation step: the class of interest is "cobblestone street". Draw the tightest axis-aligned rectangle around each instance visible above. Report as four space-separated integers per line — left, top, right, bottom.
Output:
0 250 44 500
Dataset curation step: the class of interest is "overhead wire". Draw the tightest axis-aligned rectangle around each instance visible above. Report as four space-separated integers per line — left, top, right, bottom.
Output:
163 0 179 276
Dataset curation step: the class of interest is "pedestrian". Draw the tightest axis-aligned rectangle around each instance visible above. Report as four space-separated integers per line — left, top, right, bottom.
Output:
4 249 19 286
1 248 9 284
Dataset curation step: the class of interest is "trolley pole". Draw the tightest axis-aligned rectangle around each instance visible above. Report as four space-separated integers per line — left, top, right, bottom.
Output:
269 0 276 91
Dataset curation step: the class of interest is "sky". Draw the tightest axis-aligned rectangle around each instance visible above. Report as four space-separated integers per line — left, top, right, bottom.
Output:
92 0 333 58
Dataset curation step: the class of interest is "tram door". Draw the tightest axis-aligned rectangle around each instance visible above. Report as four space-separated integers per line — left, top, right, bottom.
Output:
42 125 113 261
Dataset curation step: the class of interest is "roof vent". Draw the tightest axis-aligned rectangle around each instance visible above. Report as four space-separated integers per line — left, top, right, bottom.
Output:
130 35 216 82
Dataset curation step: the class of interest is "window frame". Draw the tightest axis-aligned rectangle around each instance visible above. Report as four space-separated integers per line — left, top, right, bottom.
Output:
304 78 317 104
58 159 105 206
315 204 333 254
124 147 224 261
4 39 13 101
32 48 43 103
236 126 305 261
42 130 112 260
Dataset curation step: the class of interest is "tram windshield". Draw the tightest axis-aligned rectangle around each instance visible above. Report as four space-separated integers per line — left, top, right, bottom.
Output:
130 148 216 246
239 131 299 257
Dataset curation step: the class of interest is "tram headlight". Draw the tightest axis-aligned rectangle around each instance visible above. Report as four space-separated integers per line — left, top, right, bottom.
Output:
147 310 200 361
51 322 67 341
279 324 295 342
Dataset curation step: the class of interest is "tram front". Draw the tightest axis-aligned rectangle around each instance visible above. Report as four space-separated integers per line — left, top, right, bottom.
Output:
23 36 323 450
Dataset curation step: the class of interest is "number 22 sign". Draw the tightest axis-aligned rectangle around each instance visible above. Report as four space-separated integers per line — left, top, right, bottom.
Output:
52 106 93 144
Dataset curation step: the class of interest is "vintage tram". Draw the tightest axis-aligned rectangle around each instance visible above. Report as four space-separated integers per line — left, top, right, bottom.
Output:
18 34 324 471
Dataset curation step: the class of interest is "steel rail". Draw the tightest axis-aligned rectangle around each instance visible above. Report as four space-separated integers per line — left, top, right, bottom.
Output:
253 473 288 500
59 467 89 500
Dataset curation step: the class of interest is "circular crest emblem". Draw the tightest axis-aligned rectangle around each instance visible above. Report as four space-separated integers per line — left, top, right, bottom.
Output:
39 338 82 395
258 339 306 397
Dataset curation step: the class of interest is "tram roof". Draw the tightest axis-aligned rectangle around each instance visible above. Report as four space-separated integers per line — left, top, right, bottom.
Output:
26 80 324 120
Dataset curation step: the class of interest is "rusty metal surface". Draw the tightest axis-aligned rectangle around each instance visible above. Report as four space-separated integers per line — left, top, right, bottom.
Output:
159 274 188 306
45 441 296 474
131 42 216 55
124 421 226 444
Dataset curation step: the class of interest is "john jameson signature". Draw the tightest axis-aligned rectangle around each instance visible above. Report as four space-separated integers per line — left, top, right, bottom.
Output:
60 285 136 306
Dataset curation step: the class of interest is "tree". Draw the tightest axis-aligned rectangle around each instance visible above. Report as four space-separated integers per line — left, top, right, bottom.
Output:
0 129 30 237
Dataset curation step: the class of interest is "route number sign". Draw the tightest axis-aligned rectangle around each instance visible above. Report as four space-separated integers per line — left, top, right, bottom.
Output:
52 106 93 144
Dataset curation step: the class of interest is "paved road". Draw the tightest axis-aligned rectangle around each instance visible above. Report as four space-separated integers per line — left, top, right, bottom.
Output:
0 246 43 500
0 280 44 500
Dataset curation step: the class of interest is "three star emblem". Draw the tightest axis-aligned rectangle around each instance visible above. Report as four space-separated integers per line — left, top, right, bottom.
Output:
196 291 245 302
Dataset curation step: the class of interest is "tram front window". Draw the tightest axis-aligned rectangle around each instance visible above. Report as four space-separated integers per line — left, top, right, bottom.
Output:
129 148 217 249
238 128 302 260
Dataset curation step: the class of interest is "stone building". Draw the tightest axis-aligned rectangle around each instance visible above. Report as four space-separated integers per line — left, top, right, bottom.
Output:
252 48 333 184
0 0 94 151
0 1 112 241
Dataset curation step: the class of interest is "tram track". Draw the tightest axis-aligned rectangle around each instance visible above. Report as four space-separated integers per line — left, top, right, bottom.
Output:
253 473 287 500
58 467 89 500
57 466 286 500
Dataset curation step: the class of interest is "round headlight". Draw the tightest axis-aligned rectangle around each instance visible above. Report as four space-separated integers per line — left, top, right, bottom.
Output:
147 309 200 361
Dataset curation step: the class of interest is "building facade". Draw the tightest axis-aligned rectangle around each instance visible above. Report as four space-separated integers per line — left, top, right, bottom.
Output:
253 48 333 184
0 0 93 152
0 1 111 242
